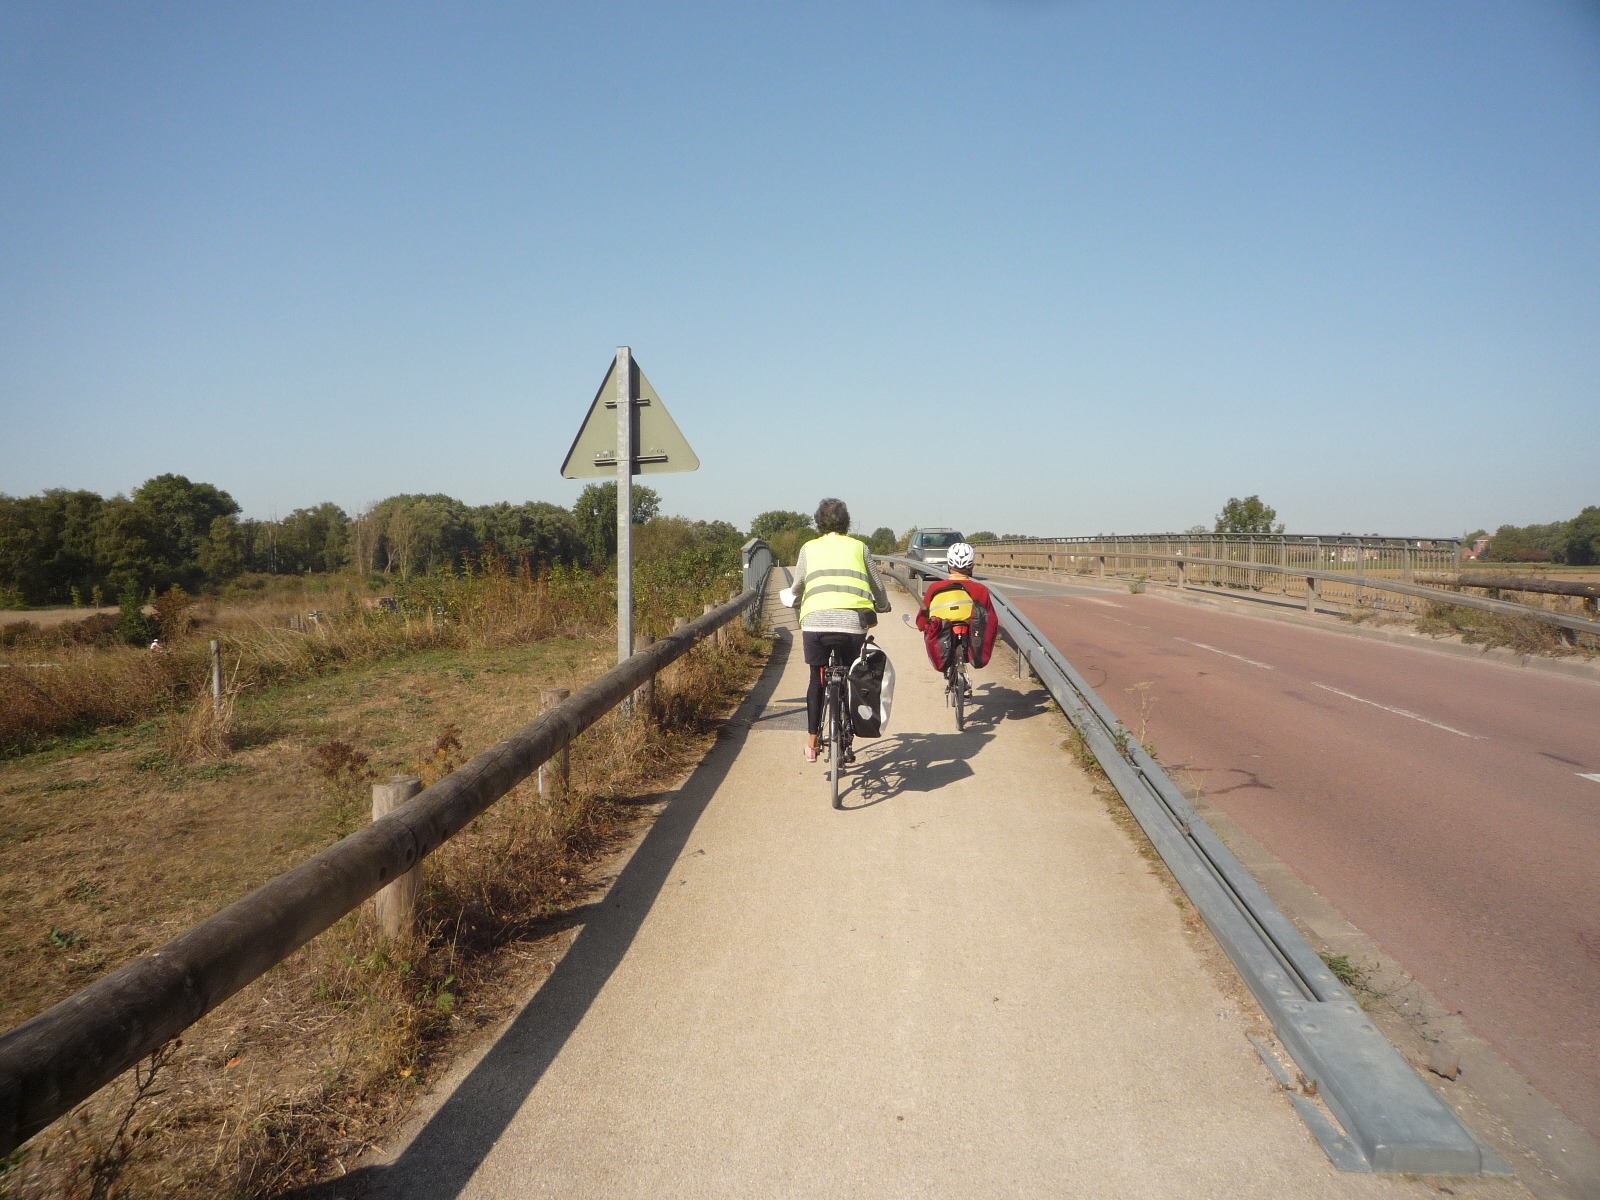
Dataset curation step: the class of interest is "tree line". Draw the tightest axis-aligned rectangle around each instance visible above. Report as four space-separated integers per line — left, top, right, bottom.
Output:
0 477 685 608
1472 506 1600 566
0 479 921 609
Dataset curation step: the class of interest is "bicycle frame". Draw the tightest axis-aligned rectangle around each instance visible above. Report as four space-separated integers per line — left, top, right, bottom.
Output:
819 648 854 808
944 622 972 729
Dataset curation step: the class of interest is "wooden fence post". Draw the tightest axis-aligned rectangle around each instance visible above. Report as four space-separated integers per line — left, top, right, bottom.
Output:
538 688 570 797
372 776 424 938
210 639 222 716
704 603 717 648
633 633 655 716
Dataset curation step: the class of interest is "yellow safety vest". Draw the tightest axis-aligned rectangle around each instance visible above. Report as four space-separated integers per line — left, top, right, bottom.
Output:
798 534 876 621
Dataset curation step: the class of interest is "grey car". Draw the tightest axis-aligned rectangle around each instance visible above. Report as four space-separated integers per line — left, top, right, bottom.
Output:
906 527 965 567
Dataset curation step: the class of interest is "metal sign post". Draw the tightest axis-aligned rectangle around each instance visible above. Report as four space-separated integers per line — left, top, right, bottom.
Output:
614 347 634 672
560 347 701 695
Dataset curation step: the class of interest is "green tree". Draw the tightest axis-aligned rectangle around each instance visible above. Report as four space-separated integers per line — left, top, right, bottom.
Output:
130 474 240 590
96 495 162 597
116 581 156 645
749 510 813 541
362 494 476 577
0 490 110 604
573 482 661 561
866 526 899 555
1562 506 1600 566
43 489 105 602
275 503 349 573
1214 496 1284 535
968 531 997 544
1484 521 1563 563
471 500 587 569
0 495 42 605
197 515 245 581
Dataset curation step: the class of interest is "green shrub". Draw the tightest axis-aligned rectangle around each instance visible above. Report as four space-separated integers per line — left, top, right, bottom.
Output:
117 585 156 646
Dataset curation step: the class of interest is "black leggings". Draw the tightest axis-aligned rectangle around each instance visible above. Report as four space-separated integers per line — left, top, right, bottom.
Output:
802 631 866 735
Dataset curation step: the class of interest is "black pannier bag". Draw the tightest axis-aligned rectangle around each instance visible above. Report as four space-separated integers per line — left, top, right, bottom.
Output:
847 637 895 738
965 601 993 668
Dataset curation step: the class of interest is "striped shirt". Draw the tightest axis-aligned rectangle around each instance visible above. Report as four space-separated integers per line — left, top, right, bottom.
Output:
792 538 892 632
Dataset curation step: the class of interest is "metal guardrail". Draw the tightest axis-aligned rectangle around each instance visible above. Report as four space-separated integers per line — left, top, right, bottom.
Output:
884 555 1499 1175
741 538 776 629
0 547 777 1158
976 536 1600 640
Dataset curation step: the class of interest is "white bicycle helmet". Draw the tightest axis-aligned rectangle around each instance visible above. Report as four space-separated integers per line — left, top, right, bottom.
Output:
946 542 975 571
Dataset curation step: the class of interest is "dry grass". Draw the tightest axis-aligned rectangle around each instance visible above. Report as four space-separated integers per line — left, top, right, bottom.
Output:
0 563 719 759
0 569 764 1199
1415 601 1598 657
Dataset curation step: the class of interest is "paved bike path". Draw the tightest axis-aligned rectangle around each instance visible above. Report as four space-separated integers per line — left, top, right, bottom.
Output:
344 579 1526 1199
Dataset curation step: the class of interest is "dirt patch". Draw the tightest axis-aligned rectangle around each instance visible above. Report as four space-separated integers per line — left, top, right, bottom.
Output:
0 607 119 630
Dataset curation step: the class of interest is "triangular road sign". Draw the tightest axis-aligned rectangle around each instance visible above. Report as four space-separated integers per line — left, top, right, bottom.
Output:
560 355 700 478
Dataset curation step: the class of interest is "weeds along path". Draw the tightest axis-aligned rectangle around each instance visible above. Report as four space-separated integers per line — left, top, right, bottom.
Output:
0 617 770 1200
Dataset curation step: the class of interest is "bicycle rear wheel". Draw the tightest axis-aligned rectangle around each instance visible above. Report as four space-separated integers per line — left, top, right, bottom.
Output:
828 683 843 809
954 662 966 731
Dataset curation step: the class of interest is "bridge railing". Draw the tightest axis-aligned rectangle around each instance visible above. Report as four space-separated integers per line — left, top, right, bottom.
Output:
0 542 777 1158
882 553 1498 1175
975 534 1600 640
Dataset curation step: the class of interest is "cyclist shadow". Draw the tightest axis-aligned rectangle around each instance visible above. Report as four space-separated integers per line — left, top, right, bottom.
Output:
951 680 1051 731
838 680 1050 808
843 730 990 806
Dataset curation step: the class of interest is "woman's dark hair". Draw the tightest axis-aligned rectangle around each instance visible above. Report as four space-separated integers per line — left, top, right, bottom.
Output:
815 498 850 535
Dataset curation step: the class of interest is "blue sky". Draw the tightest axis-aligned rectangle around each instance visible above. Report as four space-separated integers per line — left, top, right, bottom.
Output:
2 1 1596 539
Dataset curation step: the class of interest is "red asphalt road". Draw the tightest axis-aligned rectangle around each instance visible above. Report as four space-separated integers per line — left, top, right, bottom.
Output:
1004 581 1600 1141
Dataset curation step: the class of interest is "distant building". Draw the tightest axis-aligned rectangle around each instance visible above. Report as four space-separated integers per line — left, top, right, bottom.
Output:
1464 535 1492 561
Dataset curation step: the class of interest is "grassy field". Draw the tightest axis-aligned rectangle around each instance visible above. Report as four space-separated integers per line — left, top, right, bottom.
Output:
0 567 767 1199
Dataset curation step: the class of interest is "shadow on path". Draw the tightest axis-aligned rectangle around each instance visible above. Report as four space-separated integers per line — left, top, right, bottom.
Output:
839 680 1050 808
295 630 794 1200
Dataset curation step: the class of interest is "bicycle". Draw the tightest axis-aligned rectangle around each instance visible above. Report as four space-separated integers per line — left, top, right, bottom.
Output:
917 590 977 732
818 645 855 809
943 620 973 731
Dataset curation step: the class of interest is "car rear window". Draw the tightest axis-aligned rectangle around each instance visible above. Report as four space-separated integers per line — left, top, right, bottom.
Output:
921 532 964 548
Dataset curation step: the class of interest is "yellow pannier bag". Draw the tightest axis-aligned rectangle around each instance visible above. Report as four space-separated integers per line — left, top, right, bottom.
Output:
928 586 975 623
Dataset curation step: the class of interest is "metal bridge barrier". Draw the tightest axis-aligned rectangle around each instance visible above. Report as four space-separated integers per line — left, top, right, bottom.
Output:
884 555 1505 1175
0 544 776 1157
976 534 1600 642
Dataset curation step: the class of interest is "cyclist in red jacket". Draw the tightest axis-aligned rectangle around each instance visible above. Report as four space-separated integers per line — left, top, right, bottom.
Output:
914 542 1000 674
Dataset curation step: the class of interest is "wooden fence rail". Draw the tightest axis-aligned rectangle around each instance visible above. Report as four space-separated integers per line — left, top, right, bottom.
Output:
0 586 763 1156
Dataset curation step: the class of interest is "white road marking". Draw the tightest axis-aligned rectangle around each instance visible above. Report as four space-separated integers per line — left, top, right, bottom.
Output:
1312 683 1483 739
1175 638 1275 670
990 581 1051 593
1579 773 1600 784
1079 597 1123 608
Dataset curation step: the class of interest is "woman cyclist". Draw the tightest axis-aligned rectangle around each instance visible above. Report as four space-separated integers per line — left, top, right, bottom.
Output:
915 541 1000 678
786 498 892 762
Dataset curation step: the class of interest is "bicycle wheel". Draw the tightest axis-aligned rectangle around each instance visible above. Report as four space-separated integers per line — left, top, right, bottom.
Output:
953 661 966 731
828 679 843 809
